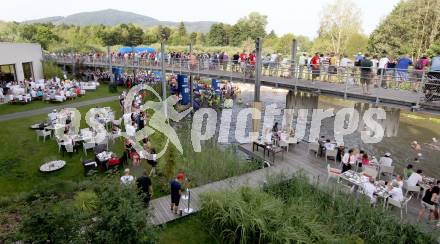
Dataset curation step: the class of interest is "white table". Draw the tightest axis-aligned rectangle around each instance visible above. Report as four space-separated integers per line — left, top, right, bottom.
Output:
40 160 66 172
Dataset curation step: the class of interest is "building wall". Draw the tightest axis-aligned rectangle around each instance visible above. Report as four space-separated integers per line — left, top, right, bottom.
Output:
0 42 43 81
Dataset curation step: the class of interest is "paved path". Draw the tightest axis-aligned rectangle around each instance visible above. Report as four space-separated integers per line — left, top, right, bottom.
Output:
0 96 119 122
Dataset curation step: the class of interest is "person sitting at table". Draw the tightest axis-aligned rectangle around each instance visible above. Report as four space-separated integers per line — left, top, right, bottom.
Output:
37 87 43 98
362 177 377 205
407 169 423 187
417 185 439 223
324 139 335 151
272 122 279 133
361 153 370 166
379 152 393 167
392 175 404 188
404 164 414 179
341 149 357 173
108 153 121 168
387 181 404 202
125 121 137 138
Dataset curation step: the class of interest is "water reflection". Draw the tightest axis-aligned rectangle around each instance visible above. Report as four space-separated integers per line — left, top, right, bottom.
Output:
234 83 440 178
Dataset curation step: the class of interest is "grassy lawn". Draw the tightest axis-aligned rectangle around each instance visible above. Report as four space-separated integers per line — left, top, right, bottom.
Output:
157 215 218 244
0 84 117 116
0 100 124 196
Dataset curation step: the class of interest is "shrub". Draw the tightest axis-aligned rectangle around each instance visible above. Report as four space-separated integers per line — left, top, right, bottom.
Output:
200 174 435 244
42 61 63 80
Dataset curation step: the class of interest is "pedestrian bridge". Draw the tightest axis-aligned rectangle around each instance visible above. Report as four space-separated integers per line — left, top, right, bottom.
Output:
45 56 440 114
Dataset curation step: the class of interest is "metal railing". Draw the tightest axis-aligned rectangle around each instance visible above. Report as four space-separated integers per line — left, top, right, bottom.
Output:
44 54 440 105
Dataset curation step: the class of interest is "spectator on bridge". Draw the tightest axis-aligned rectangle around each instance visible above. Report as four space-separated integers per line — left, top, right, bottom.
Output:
378 55 390 88
311 53 320 82
360 53 373 95
413 55 430 92
396 54 413 89
298 53 307 79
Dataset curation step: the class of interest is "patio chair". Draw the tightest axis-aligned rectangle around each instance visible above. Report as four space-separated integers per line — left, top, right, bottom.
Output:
362 165 378 180
36 129 51 142
327 164 341 183
379 165 395 180
404 182 421 199
308 142 319 157
325 149 338 165
83 140 95 156
386 195 412 219
63 143 75 157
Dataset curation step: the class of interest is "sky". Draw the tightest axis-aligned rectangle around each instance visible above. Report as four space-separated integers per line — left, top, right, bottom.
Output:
0 0 401 38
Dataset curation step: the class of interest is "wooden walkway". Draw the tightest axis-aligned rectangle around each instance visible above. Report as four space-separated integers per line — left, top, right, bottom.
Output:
50 58 440 113
149 143 329 226
149 141 439 237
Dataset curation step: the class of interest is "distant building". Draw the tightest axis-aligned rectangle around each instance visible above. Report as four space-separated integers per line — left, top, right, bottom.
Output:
0 42 43 82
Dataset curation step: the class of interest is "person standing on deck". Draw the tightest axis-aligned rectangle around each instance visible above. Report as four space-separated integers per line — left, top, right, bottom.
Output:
311 53 321 83
360 53 373 95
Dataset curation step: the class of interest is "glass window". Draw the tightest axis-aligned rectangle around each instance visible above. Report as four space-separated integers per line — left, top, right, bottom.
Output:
22 62 34 81
0 64 16 82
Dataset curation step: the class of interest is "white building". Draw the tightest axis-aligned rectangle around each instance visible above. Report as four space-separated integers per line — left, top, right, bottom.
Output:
0 42 43 82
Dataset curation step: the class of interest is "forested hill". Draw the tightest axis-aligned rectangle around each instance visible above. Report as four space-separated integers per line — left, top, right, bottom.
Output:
23 9 216 33
368 0 440 58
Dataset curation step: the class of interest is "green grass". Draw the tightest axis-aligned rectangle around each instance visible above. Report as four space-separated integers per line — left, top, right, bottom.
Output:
157 215 218 244
0 100 124 196
0 84 117 116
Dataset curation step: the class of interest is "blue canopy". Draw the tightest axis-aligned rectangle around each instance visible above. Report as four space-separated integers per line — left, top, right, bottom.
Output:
118 47 155 54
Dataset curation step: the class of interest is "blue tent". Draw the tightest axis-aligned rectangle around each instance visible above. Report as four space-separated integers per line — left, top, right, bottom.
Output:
118 47 155 54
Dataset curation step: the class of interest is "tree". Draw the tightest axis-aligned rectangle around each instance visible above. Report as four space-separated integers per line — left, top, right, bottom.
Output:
156 25 171 42
19 24 59 50
315 0 362 55
207 23 228 46
196 32 206 45
178 22 187 37
230 12 268 46
190 32 197 45
119 24 144 47
43 61 63 79
275 34 295 54
368 0 440 58
98 27 122 92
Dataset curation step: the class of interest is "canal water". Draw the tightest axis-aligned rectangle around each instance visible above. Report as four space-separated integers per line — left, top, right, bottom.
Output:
226 83 440 178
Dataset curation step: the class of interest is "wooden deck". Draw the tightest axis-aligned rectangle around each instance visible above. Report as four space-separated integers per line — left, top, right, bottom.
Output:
149 141 440 238
50 58 440 113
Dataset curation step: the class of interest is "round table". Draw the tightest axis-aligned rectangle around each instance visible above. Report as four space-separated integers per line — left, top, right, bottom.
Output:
40 160 66 173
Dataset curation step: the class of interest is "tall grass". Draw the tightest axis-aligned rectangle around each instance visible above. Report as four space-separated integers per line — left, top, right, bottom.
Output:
200 174 435 244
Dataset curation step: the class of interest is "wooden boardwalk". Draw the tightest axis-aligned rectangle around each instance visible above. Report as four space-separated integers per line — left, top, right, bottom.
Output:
149 141 439 238
149 143 329 226
50 58 440 113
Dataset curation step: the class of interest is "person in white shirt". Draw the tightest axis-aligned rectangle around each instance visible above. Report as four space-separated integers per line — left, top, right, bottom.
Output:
379 153 393 167
378 56 390 88
406 169 423 187
387 181 404 202
363 177 377 204
125 121 137 138
324 139 335 151
120 168 134 185
48 109 58 124
392 175 404 188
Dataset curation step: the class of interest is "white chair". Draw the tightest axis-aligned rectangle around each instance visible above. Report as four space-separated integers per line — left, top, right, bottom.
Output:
362 165 378 180
325 149 338 165
65 143 74 153
36 130 51 142
387 195 412 219
327 164 341 183
83 141 95 156
308 142 319 157
0 88 4 103
379 165 395 180
404 183 421 199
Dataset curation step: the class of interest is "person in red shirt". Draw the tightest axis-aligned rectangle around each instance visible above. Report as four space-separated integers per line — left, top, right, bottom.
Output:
249 52 256 66
108 154 120 167
311 53 321 81
239 51 247 63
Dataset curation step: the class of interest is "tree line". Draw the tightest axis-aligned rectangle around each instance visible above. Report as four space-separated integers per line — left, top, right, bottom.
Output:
0 0 439 58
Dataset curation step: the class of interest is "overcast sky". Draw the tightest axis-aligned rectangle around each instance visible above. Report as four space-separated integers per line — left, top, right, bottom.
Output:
0 0 401 38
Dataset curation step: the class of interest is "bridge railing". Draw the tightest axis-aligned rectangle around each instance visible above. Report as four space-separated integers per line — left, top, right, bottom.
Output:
44 55 440 104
